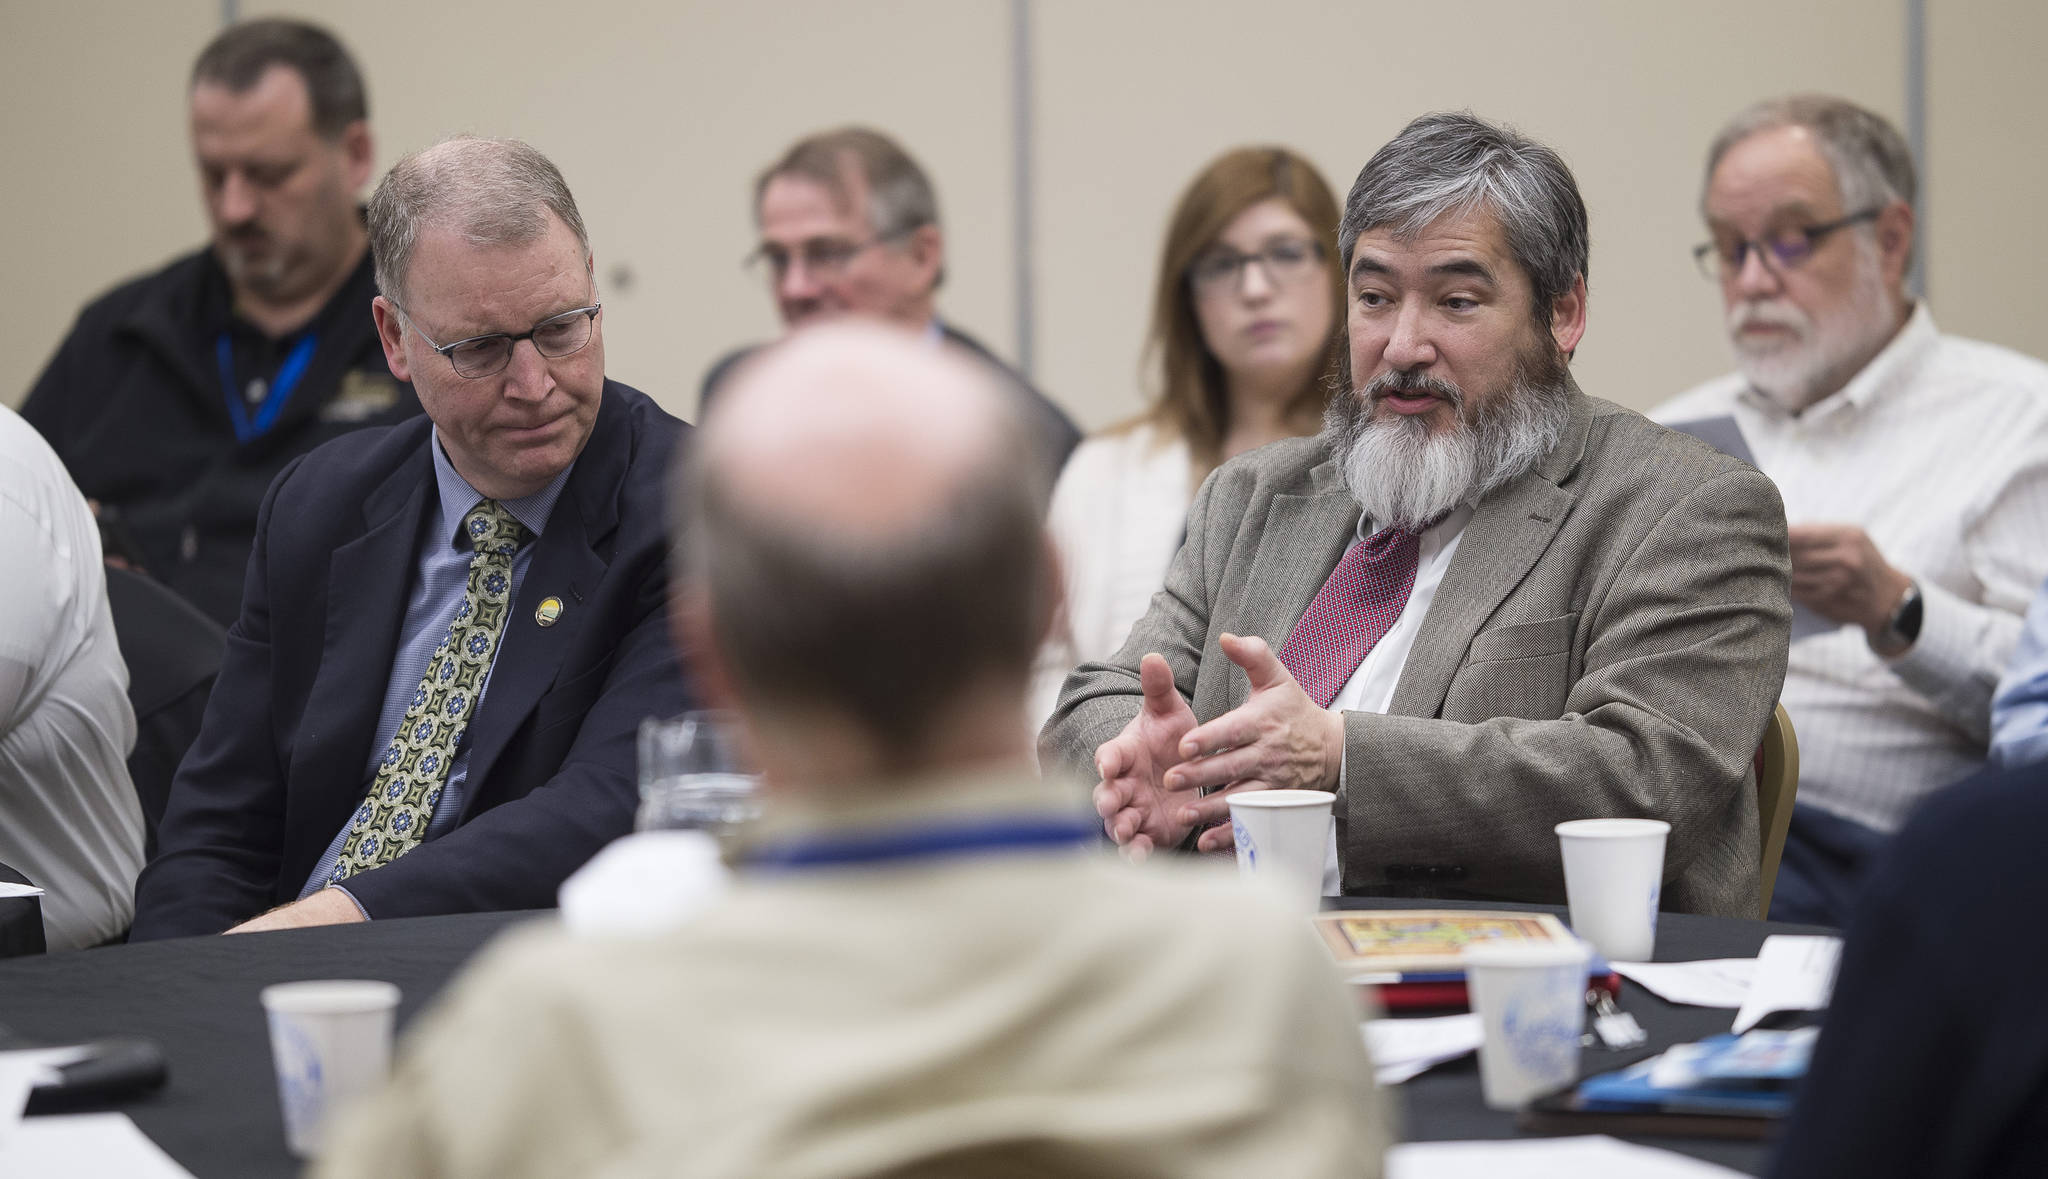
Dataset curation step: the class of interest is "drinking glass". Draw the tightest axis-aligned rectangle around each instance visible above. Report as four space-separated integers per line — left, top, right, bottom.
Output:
635 711 760 835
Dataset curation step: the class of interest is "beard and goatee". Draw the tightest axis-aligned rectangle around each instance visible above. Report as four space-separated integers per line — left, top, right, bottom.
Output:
1324 329 1575 531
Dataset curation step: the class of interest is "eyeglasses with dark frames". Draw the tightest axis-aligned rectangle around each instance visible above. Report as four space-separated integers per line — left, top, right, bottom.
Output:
390 300 602 379
743 226 918 282
1692 209 1881 282
1187 238 1327 298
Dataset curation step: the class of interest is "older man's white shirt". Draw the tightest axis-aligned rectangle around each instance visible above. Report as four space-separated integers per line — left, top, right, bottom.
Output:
0 406 143 949
1654 304 2048 832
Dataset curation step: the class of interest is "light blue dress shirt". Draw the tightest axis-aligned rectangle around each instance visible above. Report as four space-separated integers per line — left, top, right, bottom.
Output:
1991 576 2048 768
301 431 574 904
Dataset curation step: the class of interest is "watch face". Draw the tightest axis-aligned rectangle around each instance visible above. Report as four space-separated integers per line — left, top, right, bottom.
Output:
1898 591 1924 644
1889 586 1924 646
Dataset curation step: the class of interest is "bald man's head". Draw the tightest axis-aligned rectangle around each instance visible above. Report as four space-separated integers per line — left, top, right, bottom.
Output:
675 324 1054 769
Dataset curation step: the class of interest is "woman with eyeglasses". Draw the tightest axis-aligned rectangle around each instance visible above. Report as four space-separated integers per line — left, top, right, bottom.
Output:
1034 147 1343 726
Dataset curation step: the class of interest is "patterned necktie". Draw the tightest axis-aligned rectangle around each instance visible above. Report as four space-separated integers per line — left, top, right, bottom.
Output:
1278 524 1424 708
329 500 530 883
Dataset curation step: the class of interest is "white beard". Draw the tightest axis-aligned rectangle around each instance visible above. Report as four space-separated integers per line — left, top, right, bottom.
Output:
1326 354 1572 531
1728 235 1898 412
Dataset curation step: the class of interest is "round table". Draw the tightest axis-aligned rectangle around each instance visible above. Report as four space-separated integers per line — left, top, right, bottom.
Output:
0 860 45 957
1336 897 1832 1175
0 898 1831 1177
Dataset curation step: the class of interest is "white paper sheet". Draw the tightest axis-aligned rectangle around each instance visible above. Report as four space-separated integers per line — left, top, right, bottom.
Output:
0 882 46 899
1732 934 1841 1033
0 1114 194 1177
1610 958 1758 1008
1389 1134 1749 1178
0 1058 35 1141
0 1046 95 1086
1362 1014 1483 1084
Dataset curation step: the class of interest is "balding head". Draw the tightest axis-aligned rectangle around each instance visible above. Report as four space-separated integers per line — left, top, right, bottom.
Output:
676 324 1054 773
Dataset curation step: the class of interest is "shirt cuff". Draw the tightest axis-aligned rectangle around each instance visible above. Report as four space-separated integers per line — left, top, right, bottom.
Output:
328 885 372 921
1883 578 2000 736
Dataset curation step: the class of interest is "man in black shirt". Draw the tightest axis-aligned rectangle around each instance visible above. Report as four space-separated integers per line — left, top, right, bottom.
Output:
22 19 419 626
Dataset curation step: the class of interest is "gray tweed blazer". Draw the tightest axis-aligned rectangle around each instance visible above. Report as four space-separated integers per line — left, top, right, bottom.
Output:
1041 387 1791 917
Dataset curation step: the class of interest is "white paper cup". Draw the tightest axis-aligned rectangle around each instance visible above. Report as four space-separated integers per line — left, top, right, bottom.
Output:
1228 790 1334 913
261 980 401 1157
1555 818 1670 961
1463 940 1591 1110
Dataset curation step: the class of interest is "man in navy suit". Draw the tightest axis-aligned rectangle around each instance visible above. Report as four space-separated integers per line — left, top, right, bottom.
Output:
131 136 688 939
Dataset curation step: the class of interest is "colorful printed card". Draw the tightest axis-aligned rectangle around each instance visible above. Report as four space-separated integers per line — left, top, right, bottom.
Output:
1315 909 1578 973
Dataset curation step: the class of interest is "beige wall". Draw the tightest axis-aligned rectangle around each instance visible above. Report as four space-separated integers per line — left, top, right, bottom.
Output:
4 2 220 408
1 2 2033 432
1034 1 1902 426
1927 0 2048 361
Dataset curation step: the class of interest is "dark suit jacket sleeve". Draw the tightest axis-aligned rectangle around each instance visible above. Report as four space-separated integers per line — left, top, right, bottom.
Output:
1770 767 2048 1178
338 581 687 919
129 457 304 939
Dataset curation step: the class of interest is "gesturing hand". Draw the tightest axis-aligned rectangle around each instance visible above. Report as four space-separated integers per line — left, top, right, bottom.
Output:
1167 633 1344 853
1091 653 1197 860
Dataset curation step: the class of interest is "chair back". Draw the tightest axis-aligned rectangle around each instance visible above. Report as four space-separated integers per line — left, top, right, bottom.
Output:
1754 703 1800 919
104 566 226 857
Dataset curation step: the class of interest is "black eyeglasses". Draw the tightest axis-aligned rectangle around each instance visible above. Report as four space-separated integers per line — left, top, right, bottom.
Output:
1693 209 1880 281
1187 238 1326 298
391 301 601 379
744 226 917 282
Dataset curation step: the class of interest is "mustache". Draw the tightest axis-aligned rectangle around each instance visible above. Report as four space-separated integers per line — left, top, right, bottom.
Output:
1728 299 1808 335
1359 369 1466 410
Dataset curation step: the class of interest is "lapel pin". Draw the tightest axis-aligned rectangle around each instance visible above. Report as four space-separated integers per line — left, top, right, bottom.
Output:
535 596 563 627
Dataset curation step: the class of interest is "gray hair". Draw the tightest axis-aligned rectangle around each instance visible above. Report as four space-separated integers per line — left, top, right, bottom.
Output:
1339 112 1589 326
753 126 940 239
1705 95 1915 212
1704 95 1916 262
367 136 590 305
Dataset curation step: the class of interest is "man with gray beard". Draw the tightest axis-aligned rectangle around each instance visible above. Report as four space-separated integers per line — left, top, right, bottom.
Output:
1654 96 2048 926
1042 112 1792 916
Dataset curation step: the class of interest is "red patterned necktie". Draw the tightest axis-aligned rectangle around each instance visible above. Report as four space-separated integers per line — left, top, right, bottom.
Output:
1278 524 1424 708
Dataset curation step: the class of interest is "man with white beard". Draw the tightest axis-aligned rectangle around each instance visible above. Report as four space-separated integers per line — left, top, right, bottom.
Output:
1654 95 2048 925
1042 113 1792 915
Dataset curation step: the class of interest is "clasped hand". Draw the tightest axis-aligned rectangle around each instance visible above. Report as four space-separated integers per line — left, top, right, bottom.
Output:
1091 633 1343 857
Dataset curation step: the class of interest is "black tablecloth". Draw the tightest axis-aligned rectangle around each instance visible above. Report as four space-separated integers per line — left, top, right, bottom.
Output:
0 860 45 956
1339 897 1834 1175
0 899 1833 1177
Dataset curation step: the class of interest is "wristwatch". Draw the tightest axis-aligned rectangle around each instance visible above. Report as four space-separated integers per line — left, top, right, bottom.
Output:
1881 580 1924 650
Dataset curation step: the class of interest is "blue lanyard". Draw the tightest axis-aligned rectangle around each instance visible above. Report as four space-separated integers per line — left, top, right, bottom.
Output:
216 330 318 444
746 813 1100 872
